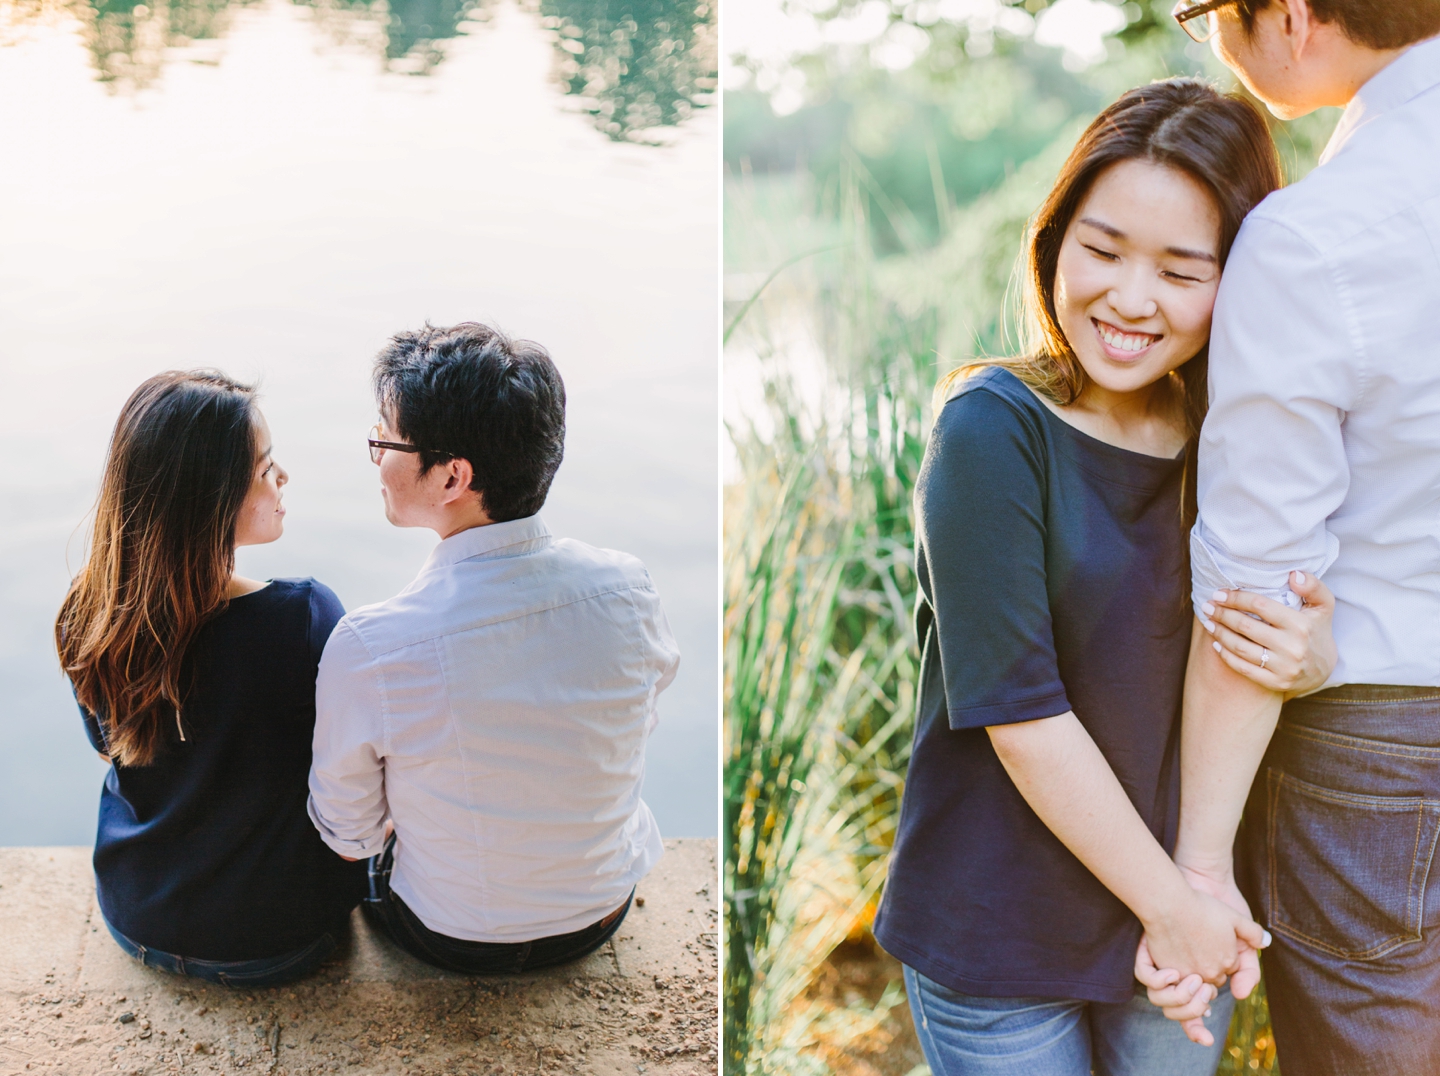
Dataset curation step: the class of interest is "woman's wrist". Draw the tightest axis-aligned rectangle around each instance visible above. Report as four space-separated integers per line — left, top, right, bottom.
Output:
1172 844 1235 886
1131 866 1198 932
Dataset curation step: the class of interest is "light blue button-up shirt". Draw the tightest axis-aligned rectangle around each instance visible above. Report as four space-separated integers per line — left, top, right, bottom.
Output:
1191 37 1440 689
307 514 679 942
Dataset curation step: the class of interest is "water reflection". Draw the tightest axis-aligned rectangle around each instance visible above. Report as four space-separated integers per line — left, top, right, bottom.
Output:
0 0 714 138
539 0 716 141
295 0 493 76
78 0 251 91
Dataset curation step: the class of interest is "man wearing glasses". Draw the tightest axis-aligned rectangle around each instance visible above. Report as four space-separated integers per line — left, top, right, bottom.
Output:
306 321 680 975
1151 1 1440 1071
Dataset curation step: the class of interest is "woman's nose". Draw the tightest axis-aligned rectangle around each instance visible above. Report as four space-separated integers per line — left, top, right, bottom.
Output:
276 465 289 487
1107 286 1159 322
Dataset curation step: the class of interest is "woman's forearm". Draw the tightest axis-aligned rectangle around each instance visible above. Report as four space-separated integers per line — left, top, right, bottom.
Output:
987 711 1191 926
1173 618 1284 877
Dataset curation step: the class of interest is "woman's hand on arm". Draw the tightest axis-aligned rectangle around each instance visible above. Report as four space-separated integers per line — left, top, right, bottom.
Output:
986 713 1265 988
1203 571 1336 698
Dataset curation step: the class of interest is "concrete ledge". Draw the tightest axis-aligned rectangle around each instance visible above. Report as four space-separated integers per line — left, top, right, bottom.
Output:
0 840 717 1076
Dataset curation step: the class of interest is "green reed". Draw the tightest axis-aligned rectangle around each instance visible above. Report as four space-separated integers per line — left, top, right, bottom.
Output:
724 175 932 1074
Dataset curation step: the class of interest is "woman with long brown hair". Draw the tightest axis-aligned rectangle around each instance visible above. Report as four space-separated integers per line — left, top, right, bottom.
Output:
871 80 1337 1073
57 371 365 987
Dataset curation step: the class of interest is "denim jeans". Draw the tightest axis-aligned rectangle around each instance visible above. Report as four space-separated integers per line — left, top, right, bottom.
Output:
1236 684 1440 1075
104 919 339 988
903 965 1233 1076
362 835 631 975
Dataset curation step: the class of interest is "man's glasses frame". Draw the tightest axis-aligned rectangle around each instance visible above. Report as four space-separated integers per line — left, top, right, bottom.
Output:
1171 0 1233 43
368 424 425 464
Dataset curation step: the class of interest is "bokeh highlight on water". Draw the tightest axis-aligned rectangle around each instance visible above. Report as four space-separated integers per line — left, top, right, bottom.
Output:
0 0 717 844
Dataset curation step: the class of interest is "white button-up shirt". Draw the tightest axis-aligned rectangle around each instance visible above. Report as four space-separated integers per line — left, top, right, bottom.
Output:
307 515 680 942
1190 36 1440 689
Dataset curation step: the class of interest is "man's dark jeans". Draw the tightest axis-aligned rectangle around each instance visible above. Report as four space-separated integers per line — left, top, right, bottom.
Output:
1237 685 1440 1075
363 836 631 975
104 919 339 988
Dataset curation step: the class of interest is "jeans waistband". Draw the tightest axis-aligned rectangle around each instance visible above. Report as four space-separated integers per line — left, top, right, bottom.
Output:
1306 684 1440 703
1283 685 1440 748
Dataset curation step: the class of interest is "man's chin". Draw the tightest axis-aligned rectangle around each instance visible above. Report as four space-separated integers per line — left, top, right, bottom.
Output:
1263 98 1318 122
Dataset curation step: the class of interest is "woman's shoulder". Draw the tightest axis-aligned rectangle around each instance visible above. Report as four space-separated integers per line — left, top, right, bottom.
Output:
230 578 345 662
934 366 1047 441
240 578 344 624
246 577 336 605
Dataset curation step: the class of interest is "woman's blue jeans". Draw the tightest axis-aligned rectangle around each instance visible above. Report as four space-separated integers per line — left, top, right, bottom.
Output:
104 919 339 989
1237 685 1440 1075
903 965 1232 1076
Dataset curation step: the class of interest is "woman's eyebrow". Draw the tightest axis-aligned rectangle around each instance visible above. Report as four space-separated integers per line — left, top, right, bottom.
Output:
1165 245 1218 264
1078 217 1216 264
1078 216 1123 238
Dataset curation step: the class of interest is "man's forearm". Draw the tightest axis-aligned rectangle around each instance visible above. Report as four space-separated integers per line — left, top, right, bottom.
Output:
1174 617 1284 877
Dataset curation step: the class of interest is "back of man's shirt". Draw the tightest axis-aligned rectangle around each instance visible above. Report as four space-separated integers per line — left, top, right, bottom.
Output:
1191 36 1440 688
308 515 680 941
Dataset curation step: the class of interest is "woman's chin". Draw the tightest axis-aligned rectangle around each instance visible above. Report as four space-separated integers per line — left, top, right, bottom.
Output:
1080 352 1180 396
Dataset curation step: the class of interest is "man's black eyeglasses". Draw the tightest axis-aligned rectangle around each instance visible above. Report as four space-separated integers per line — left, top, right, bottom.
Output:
1172 0 1232 43
368 424 424 464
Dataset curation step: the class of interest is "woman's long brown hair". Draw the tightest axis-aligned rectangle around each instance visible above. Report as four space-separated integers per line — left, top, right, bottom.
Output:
938 78 1282 525
56 371 257 767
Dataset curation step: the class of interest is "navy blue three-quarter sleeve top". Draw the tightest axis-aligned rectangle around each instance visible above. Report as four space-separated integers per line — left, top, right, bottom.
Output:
81 579 367 961
872 367 1191 1004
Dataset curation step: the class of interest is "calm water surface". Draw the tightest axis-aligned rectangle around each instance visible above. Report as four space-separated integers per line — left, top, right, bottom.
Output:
0 0 718 842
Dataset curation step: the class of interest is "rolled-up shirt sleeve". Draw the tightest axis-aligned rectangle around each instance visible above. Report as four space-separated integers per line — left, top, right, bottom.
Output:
308 620 390 858
920 387 1071 729
1191 214 1361 623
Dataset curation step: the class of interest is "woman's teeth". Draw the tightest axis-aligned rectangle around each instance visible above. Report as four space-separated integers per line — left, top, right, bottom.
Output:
1096 321 1159 353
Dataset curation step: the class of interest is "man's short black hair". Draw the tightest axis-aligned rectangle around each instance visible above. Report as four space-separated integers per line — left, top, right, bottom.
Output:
373 322 566 523
1237 0 1440 50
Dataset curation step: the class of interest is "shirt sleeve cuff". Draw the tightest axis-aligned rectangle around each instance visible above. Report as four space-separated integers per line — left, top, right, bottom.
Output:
307 795 388 859
1189 525 1336 627
945 688 1072 731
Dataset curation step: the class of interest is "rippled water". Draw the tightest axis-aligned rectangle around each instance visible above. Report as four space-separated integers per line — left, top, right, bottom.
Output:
10 0 716 139
0 0 718 843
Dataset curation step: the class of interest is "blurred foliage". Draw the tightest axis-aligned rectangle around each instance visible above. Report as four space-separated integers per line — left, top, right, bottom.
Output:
539 0 717 140
727 0 1336 250
725 48 1096 250
725 1 1336 1073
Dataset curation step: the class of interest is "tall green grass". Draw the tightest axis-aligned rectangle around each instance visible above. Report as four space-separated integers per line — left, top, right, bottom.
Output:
724 179 932 1075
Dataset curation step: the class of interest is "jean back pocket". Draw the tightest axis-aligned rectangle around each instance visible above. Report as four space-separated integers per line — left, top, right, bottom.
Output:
1267 769 1440 959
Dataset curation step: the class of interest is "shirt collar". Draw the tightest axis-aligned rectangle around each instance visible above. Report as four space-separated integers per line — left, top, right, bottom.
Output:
420 514 552 574
1321 35 1440 164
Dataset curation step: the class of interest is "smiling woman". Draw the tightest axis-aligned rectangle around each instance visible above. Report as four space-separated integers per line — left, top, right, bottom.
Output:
937 76 1280 511
1050 158 1221 458
870 78 1312 1076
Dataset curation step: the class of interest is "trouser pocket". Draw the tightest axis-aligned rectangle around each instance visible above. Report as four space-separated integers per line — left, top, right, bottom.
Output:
1266 768 1440 959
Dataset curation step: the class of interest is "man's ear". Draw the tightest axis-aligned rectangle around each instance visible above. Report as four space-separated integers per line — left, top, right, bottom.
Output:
439 457 477 504
1278 0 1321 60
